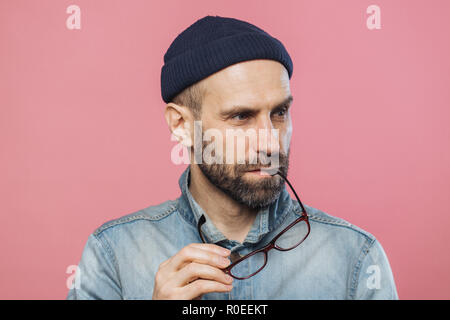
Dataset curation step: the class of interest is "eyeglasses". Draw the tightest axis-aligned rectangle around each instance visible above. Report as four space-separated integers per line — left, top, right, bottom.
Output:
197 170 310 280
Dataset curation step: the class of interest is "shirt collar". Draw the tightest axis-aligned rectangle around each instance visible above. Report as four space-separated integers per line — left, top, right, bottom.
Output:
177 166 294 248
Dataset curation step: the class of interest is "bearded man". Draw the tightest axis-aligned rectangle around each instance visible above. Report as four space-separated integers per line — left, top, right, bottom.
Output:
67 15 398 300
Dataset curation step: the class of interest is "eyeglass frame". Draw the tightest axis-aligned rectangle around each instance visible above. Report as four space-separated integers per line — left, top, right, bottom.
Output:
197 170 310 280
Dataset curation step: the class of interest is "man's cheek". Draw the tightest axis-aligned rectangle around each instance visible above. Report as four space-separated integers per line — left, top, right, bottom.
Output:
281 124 292 154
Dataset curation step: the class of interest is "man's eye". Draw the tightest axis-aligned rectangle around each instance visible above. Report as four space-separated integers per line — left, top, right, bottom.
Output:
273 108 287 117
232 113 249 121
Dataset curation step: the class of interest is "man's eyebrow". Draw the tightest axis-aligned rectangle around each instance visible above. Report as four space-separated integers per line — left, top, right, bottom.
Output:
220 95 294 118
271 95 294 110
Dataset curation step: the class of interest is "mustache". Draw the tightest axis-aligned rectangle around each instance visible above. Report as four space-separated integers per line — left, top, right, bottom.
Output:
234 152 289 172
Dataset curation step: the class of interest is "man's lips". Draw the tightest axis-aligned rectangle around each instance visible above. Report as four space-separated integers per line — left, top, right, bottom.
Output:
246 168 273 176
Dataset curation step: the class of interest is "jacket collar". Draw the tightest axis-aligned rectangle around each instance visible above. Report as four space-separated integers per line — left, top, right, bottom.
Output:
177 166 294 248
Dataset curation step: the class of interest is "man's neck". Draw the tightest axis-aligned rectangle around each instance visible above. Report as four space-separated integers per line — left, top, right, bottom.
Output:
188 165 258 244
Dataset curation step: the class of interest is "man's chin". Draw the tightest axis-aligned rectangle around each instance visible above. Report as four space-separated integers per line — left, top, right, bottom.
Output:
238 194 279 211
197 163 284 210
234 183 284 210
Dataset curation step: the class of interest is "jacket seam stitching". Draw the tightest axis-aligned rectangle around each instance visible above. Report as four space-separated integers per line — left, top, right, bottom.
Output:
93 204 177 236
308 215 351 226
307 216 374 241
348 237 376 299
94 232 123 296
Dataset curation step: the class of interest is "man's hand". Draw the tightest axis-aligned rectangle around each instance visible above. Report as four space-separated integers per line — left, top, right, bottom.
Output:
152 243 233 300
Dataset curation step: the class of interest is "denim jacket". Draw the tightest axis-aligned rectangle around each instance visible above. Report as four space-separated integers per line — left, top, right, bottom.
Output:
67 166 398 300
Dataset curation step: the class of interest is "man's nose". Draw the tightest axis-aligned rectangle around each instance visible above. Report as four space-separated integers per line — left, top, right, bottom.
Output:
255 116 280 157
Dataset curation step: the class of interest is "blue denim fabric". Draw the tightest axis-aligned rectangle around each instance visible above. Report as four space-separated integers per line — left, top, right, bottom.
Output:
67 166 398 300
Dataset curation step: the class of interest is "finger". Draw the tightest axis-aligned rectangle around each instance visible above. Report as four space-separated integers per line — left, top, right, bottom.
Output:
167 245 231 273
173 262 233 287
176 243 231 270
187 243 231 257
159 257 171 268
181 279 233 300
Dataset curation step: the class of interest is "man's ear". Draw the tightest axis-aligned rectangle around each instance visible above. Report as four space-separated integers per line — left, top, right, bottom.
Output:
164 102 193 147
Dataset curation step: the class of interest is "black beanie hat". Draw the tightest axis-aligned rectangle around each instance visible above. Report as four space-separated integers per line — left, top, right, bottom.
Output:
160 15 293 103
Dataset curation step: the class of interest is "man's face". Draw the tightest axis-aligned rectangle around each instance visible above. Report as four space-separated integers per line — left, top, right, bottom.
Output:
193 59 293 210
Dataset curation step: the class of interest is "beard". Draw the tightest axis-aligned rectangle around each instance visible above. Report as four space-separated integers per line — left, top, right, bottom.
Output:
197 144 290 210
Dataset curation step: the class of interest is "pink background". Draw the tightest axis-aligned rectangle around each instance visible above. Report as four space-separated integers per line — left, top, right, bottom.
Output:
1 0 449 299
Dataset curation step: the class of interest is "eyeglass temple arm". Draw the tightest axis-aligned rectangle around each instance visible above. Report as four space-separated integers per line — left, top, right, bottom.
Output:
197 214 206 243
275 170 307 215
